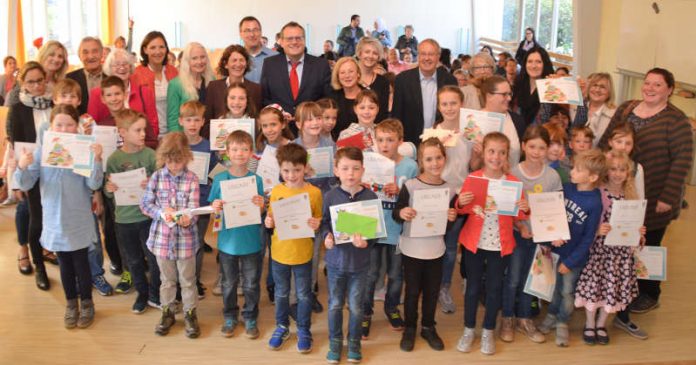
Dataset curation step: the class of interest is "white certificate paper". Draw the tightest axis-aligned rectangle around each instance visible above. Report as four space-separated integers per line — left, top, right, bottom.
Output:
256 146 280 193
210 118 255 151
605 199 647 246
189 151 211 185
93 126 118 171
634 246 667 281
306 147 333 178
409 188 450 238
220 175 261 229
362 152 395 186
528 192 571 243
329 199 387 244
524 245 560 301
536 77 584 105
41 131 95 171
459 108 505 142
110 167 147 206
487 179 523 216
271 192 315 240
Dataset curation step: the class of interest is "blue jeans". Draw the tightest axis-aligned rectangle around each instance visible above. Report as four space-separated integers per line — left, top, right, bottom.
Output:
502 231 537 318
327 266 367 341
547 265 581 324
442 215 465 286
116 220 160 303
220 251 261 321
464 249 510 330
272 259 312 330
363 244 402 316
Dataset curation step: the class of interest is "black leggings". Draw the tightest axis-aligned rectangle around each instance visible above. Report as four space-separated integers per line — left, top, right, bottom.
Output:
402 254 443 328
56 248 92 301
26 185 45 271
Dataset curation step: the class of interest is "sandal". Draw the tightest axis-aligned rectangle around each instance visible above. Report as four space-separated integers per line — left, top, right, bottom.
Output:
43 251 59 265
582 327 596 345
596 327 609 345
18 255 33 275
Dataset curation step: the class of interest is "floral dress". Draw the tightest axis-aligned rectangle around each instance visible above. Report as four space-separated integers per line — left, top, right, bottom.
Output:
574 188 639 313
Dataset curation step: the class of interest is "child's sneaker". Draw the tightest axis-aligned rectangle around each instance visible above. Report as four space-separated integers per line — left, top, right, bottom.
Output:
155 306 175 336
197 280 206 300
245 319 260 339
555 323 569 347
612 316 648 340
93 275 113 296
268 325 290 350
347 338 362 363
108 263 122 276
385 309 405 330
296 328 313 353
132 293 148 314
537 313 556 334
480 328 496 355
114 271 132 294
221 318 238 337
361 316 372 339
64 299 79 329
326 338 342 364
456 327 476 353
517 318 546 343
147 298 162 310
77 299 95 328
184 308 200 339
438 286 456 314
500 317 515 342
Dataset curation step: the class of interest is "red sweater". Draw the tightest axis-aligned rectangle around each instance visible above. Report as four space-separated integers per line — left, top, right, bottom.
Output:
456 170 528 256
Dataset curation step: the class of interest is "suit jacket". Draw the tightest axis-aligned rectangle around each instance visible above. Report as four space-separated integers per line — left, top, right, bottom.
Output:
66 68 105 115
391 66 457 145
204 78 262 139
261 53 331 133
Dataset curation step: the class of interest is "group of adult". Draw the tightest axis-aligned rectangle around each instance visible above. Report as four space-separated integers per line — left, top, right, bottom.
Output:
2 16 693 315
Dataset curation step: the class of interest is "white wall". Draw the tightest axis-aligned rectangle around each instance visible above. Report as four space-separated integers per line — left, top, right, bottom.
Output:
112 0 472 56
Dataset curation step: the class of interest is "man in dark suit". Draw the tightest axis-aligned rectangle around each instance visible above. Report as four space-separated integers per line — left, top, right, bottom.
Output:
66 37 105 114
392 39 458 145
260 21 331 134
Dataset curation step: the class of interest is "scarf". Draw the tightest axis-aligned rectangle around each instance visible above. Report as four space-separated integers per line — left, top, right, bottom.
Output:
19 90 53 110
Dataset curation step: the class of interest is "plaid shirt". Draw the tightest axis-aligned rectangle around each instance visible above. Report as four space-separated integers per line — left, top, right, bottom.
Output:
140 166 200 260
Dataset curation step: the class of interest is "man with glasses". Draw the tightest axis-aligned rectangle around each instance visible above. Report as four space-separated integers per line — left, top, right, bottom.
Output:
240 16 278 83
67 37 105 114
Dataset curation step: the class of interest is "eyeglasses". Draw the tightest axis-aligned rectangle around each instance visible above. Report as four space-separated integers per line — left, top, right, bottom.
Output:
112 63 130 70
241 28 261 34
490 92 513 97
24 78 45 86
472 66 494 70
283 36 305 43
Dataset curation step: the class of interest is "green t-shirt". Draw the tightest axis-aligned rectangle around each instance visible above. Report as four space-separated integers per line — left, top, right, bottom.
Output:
105 147 157 223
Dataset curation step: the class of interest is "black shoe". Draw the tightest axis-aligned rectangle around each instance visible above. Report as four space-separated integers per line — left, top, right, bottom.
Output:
289 303 298 322
400 327 416 352
109 263 122 276
421 327 444 351
361 316 372 339
385 309 405 330
311 294 323 313
267 285 275 304
203 243 213 253
18 255 33 275
197 281 206 300
582 327 596 345
630 295 660 314
595 327 609 345
35 268 50 291
132 293 148 314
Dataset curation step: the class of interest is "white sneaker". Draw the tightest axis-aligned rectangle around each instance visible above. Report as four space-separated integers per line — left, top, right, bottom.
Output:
480 329 496 355
438 287 456 314
457 327 476 353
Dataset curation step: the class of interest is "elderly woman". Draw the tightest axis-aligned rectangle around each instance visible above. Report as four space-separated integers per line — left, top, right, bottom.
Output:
371 18 392 47
166 42 215 133
599 68 693 315
356 37 389 124
204 44 262 138
460 52 496 110
329 57 363 140
87 48 160 148
132 31 178 139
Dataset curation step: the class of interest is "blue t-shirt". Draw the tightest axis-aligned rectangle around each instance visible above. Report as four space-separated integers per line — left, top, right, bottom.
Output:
190 138 218 203
378 156 419 245
208 171 264 255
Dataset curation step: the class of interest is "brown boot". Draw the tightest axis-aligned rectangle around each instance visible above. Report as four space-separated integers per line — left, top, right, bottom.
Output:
77 299 95 328
500 317 515 342
155 305 176 336
517 318 546 343
64 299 79 329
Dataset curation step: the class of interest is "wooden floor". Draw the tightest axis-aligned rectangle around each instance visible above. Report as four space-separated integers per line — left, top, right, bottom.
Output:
1 188 695 365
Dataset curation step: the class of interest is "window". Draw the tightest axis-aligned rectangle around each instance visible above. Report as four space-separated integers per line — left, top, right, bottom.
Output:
502 0 521 42
501 0 573 55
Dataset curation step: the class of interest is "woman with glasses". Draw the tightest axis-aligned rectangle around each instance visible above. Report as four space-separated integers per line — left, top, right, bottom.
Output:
583 73 616 146
460 52 496 110
5 41 69 107
515 27 541 65
477 75 523 168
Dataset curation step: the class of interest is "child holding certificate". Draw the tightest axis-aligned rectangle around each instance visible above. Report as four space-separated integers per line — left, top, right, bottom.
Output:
538 149 604 347
575 151 647 344
140 132 201 338
456 132 529 355
337 90 379 151
605 123 644 199
209 130 265 339
393 138 457 352
265 143 323 354
557 126 593 181
13 105 104 329
502 125 561 344
321 147 377 363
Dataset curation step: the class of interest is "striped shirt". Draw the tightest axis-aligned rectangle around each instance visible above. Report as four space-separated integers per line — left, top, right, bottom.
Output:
141 166 200 259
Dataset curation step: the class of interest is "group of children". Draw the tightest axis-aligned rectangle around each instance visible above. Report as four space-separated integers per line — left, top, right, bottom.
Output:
7 73 650 363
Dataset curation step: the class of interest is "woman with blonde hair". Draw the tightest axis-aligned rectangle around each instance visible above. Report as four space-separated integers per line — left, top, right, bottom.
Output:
584 72 616 145
356 37 389 123
330 57 363 139
167 42 215 133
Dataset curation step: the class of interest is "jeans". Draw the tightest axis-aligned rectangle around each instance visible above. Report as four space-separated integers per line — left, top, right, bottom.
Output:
327 266 367 341
157 256 197 311
220 251 261 321
115 220 160 303
15 197 29 245
402 254 443 328
272 259 312 330
547 265 581 324
442 215 465 286
56 248 92 301
502 231 537 318
88 214 105 279
638 228 667 300
464 248 510 330
363 244 402 316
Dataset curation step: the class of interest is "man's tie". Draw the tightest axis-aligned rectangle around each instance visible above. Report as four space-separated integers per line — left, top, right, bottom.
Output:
290 62 299 100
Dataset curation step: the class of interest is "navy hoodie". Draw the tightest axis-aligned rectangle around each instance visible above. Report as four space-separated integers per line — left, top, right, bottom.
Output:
553 183 602 270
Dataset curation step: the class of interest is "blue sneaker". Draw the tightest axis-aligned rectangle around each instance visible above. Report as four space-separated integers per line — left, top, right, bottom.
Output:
326 338 342 364
347 339 362 363
221 318 238 338
93 275 113 296
297 328 313 354
268 325 290 350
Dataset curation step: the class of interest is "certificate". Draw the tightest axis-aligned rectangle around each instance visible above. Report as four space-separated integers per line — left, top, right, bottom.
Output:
487 179 523 216
220 175 261 229
188 151 211 185
271 193 315 240
362 152 395 186
459 108 505 142
110 168 147 206
523 245 559 301
409 188 450 238
536 77 584 105
605 199 647 246
306 147 333 179
528 192 571 243
208 163 226 180
93 126 118 171
209 118 255 151
256 146 280 193
420 128 459 147
41 131 96 171
634 246 667 281
329 199 387 244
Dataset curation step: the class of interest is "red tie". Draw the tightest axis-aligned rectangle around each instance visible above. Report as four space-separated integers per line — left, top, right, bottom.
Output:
290 62 299 100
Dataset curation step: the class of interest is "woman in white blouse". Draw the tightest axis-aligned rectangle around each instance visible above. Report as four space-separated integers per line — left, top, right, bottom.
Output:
584 72 617 146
